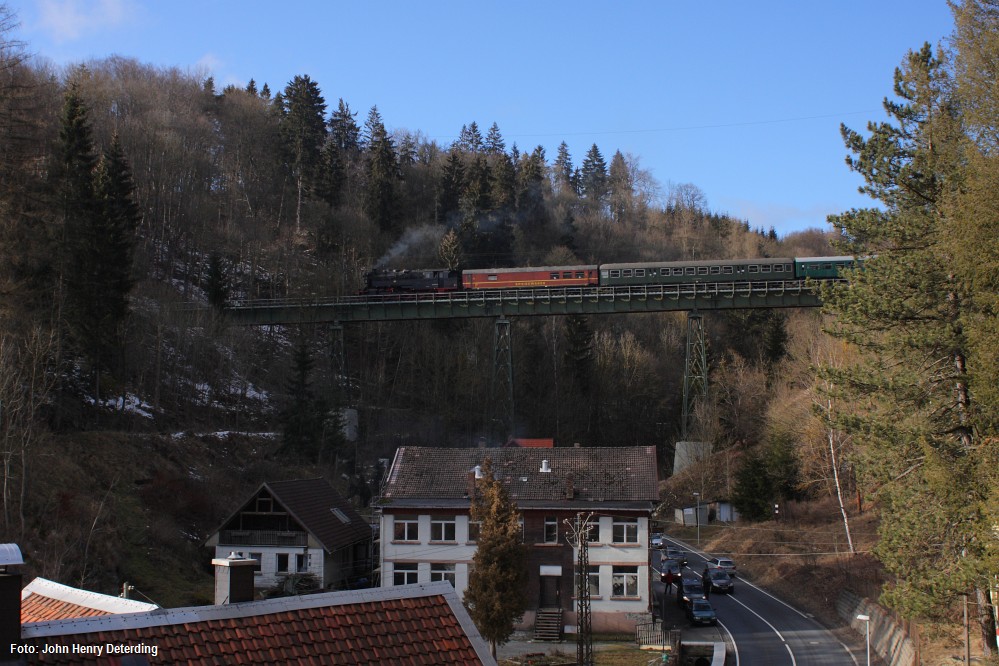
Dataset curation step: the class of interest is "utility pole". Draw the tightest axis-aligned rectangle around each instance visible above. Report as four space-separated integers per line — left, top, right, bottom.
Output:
566 513 594 666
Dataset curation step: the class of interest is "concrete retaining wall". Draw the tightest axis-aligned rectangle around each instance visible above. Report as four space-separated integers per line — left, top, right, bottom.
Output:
838 590 916 666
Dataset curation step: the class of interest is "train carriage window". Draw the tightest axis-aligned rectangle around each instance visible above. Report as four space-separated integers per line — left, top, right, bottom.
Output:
550 273 559 280
684 267 695 276
609 270 621 278
723 266 734 274
709 266 720 275
673 268 684 276
487 275 498 281
749 265 759 273
562 271 572 279
622 269 633 277
575 272 584 279
774 264 784 272
762 265 771 273
635 269 645 277
824 263 833 270
697 266 708 275
785 263 793 272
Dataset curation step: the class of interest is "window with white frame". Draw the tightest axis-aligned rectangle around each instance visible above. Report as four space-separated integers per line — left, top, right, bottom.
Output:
430 563 456 587
393 562 418 586
295 553 309 573
430 516 457 542
393 515 419 542
612 566 639 597
574 565 600 597
612 517 638 544
276 553 289 573
248 552 262 575
544 516 558 543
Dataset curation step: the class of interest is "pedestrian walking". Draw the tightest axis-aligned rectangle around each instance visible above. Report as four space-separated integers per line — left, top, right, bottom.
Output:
702 569 711 599
664 570 674 593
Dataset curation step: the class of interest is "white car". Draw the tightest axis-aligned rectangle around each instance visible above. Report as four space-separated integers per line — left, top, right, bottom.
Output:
650 533 665 549
706 557 737 577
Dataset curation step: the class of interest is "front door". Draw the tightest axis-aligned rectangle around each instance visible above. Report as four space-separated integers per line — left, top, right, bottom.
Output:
540 576 560 608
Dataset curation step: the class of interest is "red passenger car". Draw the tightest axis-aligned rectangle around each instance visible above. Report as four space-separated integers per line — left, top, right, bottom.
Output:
463 265 599 290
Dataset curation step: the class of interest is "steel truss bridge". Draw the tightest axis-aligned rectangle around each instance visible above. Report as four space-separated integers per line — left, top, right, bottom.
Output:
221 279 824 325
211 279 830 440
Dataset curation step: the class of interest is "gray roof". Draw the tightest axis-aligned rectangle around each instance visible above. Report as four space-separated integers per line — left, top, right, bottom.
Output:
215 478 371 553
381 446 659 508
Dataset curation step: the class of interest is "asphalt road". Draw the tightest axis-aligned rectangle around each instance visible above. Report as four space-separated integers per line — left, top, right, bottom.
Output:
653 538 862 666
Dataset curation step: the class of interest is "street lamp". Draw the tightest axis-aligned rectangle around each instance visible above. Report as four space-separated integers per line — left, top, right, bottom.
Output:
856 614 870 666
693 493 702 546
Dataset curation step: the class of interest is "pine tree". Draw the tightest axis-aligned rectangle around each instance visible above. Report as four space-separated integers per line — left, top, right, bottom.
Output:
463 457 528 658
363 106 400 233
579 143 608 204
456 121 483 153
608 150 632 223
822 39 993 639
329 98 360 153
490 152 517 212
553 141 577 195
205 252 229 312
278 75 327 231
484 122 505 155
436 149 465 224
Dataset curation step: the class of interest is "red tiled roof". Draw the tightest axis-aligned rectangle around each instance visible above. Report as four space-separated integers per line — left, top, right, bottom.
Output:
21 578 158 623
383 446 659 505
22 583 493 665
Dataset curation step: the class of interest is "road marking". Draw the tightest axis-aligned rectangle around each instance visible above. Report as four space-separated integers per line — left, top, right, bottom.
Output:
716 619 740 666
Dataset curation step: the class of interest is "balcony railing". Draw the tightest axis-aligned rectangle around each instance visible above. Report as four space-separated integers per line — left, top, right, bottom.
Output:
219 530 308 546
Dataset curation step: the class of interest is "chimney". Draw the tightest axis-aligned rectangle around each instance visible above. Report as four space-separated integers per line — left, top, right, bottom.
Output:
565 473 575 500
466 470 475 498
539 459 552 473
212 552 257 605
0 544 24 660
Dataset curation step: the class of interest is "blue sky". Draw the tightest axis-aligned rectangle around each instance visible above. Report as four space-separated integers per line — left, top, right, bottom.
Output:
7 0 954 236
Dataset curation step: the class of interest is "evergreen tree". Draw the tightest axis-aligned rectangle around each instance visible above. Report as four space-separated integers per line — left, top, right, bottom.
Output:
329 98 360 153
608 150 632 223
436 149 465 224
260 82 271 99
822 39 992 638
456 121 483 153
731 449 774 522
490 152 517 212
278 75 327 231
579 143 609 203
363 106 400 233
245 78 257 96
461 154 493 216
57 86 138 382
205 252 229 312
553 141 577 195
484 122 505 155
463 457 529 658
279 336 342 462
516 146 548 229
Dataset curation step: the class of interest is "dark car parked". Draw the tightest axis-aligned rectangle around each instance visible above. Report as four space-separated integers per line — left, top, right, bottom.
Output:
676 578 705 607
666 547 688 566
704 569 734 594
685 598 718 626
659 558 682 581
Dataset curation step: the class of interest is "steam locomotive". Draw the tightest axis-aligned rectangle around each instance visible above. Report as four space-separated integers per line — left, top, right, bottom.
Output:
361 256 857 294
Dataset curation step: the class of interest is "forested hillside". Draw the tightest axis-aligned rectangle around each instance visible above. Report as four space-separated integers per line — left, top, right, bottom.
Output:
0 1 996 653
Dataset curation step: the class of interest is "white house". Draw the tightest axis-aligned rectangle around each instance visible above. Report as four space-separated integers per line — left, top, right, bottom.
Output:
206 478 372 593
377 445 660 634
